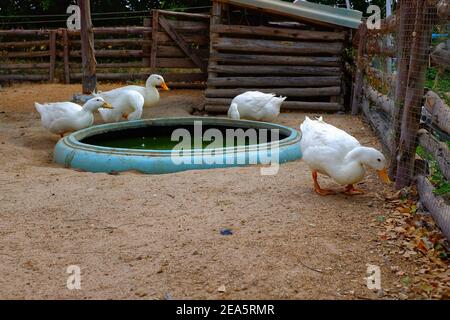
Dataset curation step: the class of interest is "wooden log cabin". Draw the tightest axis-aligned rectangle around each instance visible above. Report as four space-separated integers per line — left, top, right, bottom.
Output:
205 0 362 113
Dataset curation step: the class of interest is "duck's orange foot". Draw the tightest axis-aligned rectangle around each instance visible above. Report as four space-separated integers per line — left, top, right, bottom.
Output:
343 184 365 195
314 186 336 196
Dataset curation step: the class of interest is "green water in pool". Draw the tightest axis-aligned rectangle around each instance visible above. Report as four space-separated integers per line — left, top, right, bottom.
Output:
81 125 287 150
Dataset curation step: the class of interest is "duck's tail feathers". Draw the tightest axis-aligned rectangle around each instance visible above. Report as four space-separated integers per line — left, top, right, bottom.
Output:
34 102 44 114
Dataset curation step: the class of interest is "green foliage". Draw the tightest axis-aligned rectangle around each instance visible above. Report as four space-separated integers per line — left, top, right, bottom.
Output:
416 145 450 197
426 67 450 105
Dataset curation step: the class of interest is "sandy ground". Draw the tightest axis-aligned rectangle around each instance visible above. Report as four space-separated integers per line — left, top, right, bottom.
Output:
0 83 442 300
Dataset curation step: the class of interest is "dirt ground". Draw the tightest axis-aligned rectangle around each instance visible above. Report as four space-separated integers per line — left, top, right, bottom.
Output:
0 83 447 300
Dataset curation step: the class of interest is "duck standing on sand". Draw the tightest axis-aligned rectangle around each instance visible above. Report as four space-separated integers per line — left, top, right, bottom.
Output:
300 116 390 195
35 97 112 138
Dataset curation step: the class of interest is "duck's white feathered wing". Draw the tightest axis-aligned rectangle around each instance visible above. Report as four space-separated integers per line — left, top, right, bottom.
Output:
300 117 361 173
233 91 275 117
35 102 81 129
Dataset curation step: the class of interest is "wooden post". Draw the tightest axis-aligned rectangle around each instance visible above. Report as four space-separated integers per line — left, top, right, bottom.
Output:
143 17 151 68
350 23 367 115
63 29 70 84
150 10 159 72
388 0 417 178
395 0 436 189
78 0 96 94
208 2 222 87
49 30 56 82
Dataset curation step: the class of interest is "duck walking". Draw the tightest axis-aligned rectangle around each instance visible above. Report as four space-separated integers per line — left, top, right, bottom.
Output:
96 74 169 112
35 97 112 138
97 90 144 123
300 116 390 195
227 91 286 122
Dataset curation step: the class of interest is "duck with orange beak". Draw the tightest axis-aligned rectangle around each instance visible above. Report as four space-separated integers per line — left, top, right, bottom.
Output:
300 116 391 196
95 74 169 123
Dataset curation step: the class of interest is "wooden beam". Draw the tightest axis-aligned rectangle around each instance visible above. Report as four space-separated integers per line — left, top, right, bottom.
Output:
437 0 450 20
213 37 343 54
416 175 450 240
365 85 394 117
158 15 207 72
424 90 450 135
63 29 70 84
207 76 341 87
157 9 210 20
143 17 151 68
361 96 393 154
207 1 223 94
351 23 367 115
389 0 417 178
0 74 49 81
150 9 159 72
78 0 96 94
210 24 346 41
210 53 341 66
205 101 341 113
431 42 450 70
208 65 340 76
205 87 341 98
418 129 450 181
395 0 436 189
49 30 57 82
0 63 50 70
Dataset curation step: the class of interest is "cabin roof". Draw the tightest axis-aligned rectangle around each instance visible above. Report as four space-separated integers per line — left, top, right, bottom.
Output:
215 0 363 29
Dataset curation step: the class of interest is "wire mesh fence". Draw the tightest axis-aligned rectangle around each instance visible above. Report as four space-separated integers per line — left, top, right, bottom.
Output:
357 0 449 238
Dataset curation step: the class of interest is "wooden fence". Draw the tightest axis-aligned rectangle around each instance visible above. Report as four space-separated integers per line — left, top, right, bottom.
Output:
0 10 210 88
352 0 450 239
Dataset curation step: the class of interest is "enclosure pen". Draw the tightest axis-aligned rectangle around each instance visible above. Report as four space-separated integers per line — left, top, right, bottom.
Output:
351 0 450 238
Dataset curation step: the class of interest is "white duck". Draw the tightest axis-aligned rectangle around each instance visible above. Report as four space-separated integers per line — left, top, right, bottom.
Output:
97 90 144 123
227 91 286 122
300 116 390 195
35 97 112 138
96 74 169 111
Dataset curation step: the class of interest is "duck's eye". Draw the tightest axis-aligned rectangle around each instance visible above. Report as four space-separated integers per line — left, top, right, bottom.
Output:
377 158 381 162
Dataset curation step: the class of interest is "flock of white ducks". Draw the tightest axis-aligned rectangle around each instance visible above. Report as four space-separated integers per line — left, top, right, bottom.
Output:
35 83 390 195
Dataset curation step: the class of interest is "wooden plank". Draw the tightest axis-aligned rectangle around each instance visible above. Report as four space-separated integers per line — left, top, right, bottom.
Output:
156 58 197 68
395 0 436 189
70 50 146 58
157 9 210 20
157 46 209 58
210 52 341 66
0 74 49 81
70 38 148 47
158 32 208 45
365 85 394 117
49 30 57 82
205 101 341 113
158 15 207 72
207 1 223 93
210 24 346 41
205 87 341 98
63 29 70 84
0 51 50 58
0 40 49 49
78 0 97 94
0 63 50 70
424 90 450 134
213 37 343 54
416 175 450 240
67 27 152 35
0 29 50 36
151 10 159 72
418 129 450 181
166 19 209 33
70 72 206 82
208 76 341 87
351 23 366 115
143 18 151 68
208 65 340 76
431 42 450 70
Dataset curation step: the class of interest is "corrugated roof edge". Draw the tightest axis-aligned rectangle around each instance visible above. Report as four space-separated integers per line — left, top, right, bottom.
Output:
220 0 363 29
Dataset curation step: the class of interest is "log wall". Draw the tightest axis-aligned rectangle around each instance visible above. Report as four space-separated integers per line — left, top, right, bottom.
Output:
205 1 347 113
0 10 210 88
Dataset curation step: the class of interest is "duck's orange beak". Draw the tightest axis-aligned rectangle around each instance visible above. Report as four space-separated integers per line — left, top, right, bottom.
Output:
160 82 170 91
377 168 391 184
